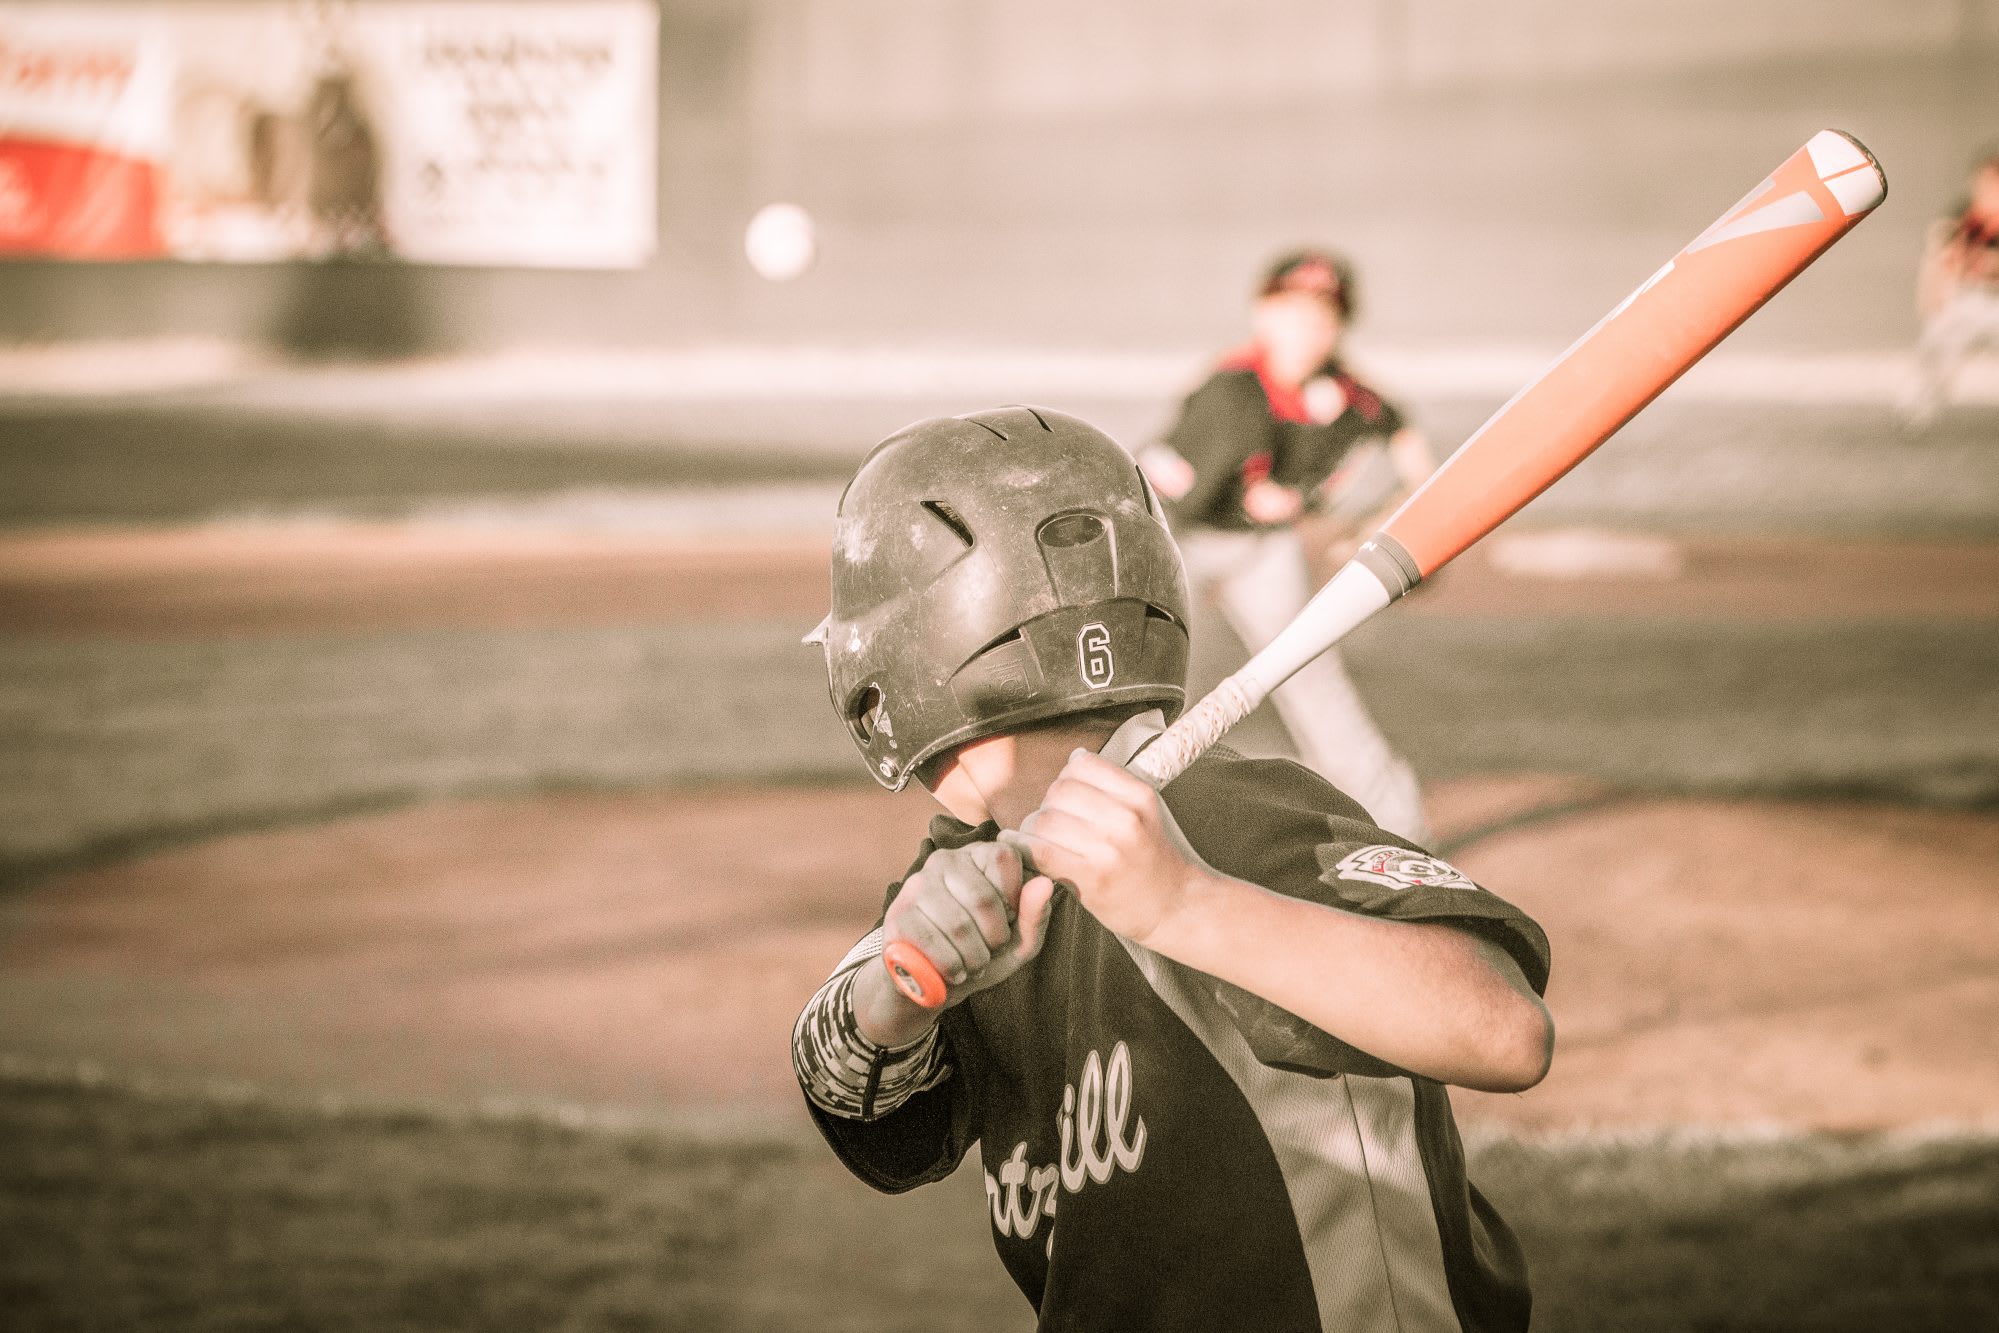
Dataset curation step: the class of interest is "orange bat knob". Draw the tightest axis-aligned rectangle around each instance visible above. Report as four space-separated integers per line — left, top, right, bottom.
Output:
883 940 949 1009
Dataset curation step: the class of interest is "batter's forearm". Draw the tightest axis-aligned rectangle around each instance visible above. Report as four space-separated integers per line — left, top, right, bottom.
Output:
851 951 944 1047
793 966 951 1121
1143 872 1553 1092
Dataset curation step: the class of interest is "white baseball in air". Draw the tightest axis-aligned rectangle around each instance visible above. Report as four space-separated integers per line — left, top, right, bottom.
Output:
744 202 817 281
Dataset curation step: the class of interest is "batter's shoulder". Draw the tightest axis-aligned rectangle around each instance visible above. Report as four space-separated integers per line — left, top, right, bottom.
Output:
1176 742 1373 816
1161 745 1381 877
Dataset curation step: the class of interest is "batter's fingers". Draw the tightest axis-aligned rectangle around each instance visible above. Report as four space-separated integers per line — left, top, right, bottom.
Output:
966 839 1026 908
922 888 996 977
995 829 1041 882
1020 806 1108 860
892 897 975 986
1010 817 1093 887
1011 875 1057 960
1064 748 1159 802
934 853 1014 951
1039 775 1143 836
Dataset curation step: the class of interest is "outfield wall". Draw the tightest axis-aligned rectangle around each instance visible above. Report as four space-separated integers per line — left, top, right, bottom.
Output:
0 1 1993 356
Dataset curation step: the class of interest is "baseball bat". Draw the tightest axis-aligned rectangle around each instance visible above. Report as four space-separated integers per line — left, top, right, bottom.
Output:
883 129 1886 1009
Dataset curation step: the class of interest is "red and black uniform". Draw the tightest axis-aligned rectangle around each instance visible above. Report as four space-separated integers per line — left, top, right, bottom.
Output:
1909 195 1999 425
797 714 1547 1331
1943 200 1999 286
1161 349 1407 532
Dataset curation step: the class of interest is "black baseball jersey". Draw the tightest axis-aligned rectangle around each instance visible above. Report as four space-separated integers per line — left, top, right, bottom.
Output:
1160 349 1408 532
801 714 1549 1331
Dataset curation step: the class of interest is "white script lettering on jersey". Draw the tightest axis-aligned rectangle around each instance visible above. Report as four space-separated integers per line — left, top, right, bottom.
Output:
985 1041 1149 1244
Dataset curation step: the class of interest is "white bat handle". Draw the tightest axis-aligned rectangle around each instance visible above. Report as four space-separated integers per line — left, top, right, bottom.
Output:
1130 558 1400 787
1128 674 1259 786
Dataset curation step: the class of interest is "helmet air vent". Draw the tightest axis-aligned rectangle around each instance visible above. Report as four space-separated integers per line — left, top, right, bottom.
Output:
921 500 976 548
1136 465 1161 516
1037 511 1106 549
1037 509 1116 601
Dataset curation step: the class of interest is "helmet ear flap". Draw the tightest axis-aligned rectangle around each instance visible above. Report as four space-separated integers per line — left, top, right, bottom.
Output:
847 684 887 745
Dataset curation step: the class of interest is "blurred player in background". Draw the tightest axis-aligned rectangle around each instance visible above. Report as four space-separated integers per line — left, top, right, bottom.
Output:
1906 146 1999 429
1139 249 1436 841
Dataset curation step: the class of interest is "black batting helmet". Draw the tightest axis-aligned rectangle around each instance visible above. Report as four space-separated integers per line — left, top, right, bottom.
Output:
806 406 1190 790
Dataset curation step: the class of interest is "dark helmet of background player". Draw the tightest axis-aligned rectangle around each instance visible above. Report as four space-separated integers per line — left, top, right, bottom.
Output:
1259 247 1357 321
806 406 1190 792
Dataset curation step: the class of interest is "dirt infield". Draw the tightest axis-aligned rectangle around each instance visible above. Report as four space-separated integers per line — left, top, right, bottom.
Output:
5 523 1999 635
4 775 1993 1134
3 523 1994 1137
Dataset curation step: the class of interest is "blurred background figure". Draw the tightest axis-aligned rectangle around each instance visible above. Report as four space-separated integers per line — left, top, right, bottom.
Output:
1139 250 1436 842
1907 145 1999 429
251 61 388 257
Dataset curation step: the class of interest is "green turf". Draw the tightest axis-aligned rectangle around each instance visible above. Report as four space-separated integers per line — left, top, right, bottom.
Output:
0 1067 1027 1333
4 614 1994 881
2 1067 1994 1332
2 398 1996 537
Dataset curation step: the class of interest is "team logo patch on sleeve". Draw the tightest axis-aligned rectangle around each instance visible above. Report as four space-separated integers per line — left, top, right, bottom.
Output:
1335 845 1480 892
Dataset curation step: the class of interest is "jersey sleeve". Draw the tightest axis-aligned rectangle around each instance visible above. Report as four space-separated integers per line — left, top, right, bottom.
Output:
804 1037 980 1194
1358 379 1408 438
1162 752 1551 1080
795 824 994 1193
1326 370 1408 448
1160 370 1279 528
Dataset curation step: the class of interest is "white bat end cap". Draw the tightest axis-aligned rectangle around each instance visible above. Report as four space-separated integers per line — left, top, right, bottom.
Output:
1806 130 1886 218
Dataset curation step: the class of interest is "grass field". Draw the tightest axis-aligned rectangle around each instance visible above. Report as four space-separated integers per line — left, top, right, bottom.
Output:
5 613 1994 881
3 1065 1995 1333
3 397 1997 538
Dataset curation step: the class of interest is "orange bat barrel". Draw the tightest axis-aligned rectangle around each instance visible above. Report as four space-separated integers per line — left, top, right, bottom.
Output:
1366 130 1886 590
884 131 1886 1012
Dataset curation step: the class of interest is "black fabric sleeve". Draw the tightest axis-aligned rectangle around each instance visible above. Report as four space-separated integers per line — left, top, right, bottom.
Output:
1371 385 1408 438
1160 751 1551 1080
1161 371 1277 529
804 1048 979 1194
1335 365 1408 439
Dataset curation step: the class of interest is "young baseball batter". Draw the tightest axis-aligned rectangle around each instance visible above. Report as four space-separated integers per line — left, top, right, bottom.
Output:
1138 249 1436 841
794 407 1552 1331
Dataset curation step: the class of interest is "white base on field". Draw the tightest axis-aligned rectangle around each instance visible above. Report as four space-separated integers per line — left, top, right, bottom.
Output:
1486 529 1687 580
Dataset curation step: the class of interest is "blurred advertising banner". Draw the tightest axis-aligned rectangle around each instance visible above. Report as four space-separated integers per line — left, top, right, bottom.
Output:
0 12 171 257
0 1 657 266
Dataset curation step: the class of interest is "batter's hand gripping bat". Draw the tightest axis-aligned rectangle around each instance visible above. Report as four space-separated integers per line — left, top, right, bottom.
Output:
883 129 1886 1009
